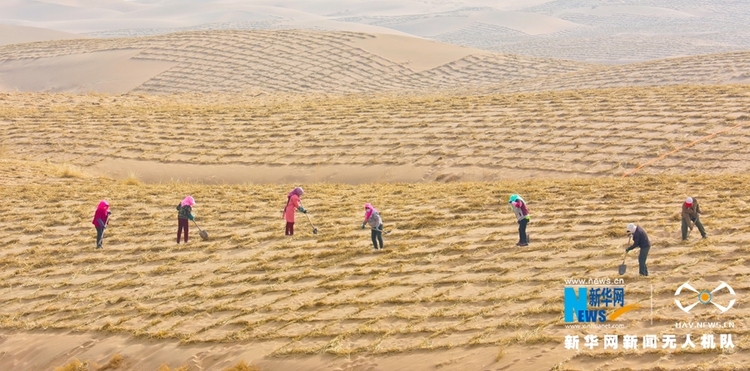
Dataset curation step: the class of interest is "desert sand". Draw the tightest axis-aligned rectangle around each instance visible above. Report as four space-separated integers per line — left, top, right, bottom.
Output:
1 2 750 370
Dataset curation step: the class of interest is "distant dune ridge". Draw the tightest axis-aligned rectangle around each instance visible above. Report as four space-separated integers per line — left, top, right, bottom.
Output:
2 0 750 62
1 29 749 95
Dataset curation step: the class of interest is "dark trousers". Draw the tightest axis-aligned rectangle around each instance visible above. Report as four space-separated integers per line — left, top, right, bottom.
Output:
96 226 104 247
681 216 706 239
285 222 294 236
518 218 529 244
638 247 649 276
371 224 384 249
177 218 189 243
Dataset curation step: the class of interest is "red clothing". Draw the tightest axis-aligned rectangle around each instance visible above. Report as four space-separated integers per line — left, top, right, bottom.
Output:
177 218 189 243
92 202 109 227
284 194 301 223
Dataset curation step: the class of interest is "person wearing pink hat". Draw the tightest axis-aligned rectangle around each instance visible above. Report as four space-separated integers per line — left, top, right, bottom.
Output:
92 200 111 249
176 196 195 243
509 194 530 246
283 187 307 236
681 197 706 240
361 203 384 250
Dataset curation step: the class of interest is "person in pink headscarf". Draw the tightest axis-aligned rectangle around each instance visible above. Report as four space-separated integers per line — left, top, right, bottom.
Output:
176 196 195 243
92 200 110 249
283 187 307 236
361 203 384 250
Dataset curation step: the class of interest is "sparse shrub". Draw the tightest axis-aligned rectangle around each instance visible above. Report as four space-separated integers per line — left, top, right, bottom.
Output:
157 365 189 371
55 358 87 371
97 354 124 370
58 164 86 178
121 172 143 186
223 360 260 371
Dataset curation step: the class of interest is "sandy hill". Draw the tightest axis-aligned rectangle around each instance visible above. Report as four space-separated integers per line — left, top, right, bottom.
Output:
0 24 87 47
3 1 750 63
2 30 749 95
503 51 750 93
2 85 749 184
0 30 590 94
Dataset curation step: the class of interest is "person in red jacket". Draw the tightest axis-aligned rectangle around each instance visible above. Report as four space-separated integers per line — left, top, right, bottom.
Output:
92 200 110 249
176 196 195 243
283 187 307 236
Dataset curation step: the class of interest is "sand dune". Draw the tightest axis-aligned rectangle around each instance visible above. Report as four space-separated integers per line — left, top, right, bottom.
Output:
0 49 175 93
3 1 750 62
2 84 749 184
503 51 750 93
0 24 85 46
0 30 591 94
2 29 748 95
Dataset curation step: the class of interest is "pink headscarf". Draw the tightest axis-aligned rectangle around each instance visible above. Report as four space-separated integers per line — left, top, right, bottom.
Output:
364 203 376 220
288 187 304 198
181 196 195 207
97 200 109 211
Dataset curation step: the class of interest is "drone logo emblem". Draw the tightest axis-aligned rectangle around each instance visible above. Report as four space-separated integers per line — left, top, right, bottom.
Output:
675 281 736 314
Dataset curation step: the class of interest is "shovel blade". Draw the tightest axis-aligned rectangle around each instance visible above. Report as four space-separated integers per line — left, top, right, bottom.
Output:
312 228 318 234
618 264 627 275
200 230 209 240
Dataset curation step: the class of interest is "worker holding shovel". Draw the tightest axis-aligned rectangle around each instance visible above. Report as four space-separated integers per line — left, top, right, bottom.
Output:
361 203 384 250
92 200 111 249
176 196 195 243
509 194 530 246
625 223 651 277
681 197 707 241
283 187 307 236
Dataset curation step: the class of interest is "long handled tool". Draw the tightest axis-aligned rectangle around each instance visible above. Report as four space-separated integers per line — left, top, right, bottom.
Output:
192 219 209 240
367 226 392 235
97 211 111 249
97 227 106 249
618 251 627 275
304 213 318 234
618 235 632 275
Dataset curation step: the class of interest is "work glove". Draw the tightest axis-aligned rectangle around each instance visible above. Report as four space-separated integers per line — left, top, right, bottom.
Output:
189 214 195 221
298 206 307 214
626 247 634 252
107 211 112 215
361 224 366 230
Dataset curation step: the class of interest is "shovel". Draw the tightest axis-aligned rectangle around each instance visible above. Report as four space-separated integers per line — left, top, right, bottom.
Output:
618 235 631 275
366 226 392 235
304 213 318 234
192 220 209 240
618 251 627 275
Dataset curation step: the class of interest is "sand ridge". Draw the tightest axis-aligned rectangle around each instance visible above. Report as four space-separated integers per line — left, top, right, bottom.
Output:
0 24 87 47
1 30 749 96
0 29 591 94
4 1 750 63
2 85 750 184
